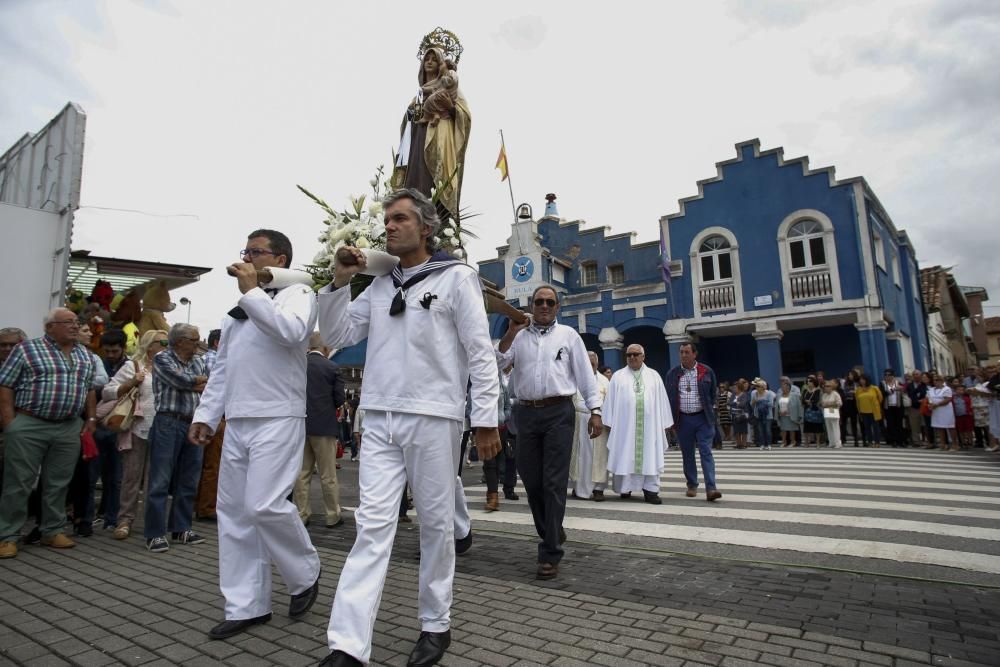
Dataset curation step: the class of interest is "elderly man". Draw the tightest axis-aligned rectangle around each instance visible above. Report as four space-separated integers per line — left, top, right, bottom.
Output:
294 332 347 529
498 285 601 581
604 345 673 504
190 229 322 640
318 188 500 667
0 311 96 559
569 351 611 501
665 342 722 501
144 323 208 553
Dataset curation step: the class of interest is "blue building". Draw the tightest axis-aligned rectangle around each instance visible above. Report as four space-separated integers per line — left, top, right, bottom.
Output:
659 139 929 387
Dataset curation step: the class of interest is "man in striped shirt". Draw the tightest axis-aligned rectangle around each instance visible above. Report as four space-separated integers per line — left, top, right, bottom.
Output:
0 309 97 559
143 323 209 553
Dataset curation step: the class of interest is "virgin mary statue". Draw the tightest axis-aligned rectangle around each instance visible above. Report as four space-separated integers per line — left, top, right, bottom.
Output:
392 29 471 223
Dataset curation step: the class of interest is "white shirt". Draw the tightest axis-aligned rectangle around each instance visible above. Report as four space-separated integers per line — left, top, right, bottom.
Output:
194 284 317 430
496 320 600 410
318 263 499 428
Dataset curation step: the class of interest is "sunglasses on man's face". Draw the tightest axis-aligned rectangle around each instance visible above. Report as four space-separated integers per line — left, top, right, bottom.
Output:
533 298 557 307
626 352 643 358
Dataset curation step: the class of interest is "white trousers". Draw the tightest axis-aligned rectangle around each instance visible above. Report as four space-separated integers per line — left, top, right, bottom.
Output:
612 473 660 494
569 412 595 498
217 417 320 620
327 411 461 663
824 417 842 448
454 474 470 539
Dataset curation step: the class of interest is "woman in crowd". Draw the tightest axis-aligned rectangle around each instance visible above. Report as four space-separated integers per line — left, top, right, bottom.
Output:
841 369 861 446
105 329 167 540
750 378 776 450
951 379 974 450
905 371 928 446
970 367 992 448
776 379 802 447
926 374 957 451
920 372 936 447
988 366 1000 452
716 381 733 448
854 374 884 447
821 379 844 448
729 378 751 449
801 375 824 446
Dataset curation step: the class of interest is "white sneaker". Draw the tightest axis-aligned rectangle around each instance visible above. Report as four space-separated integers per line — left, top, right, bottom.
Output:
764 445 771 450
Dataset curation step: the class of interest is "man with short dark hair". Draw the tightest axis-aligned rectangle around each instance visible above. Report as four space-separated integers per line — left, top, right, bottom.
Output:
195 327 224 520
144 323 208 553
93 329 128 529
497 285 602 581
0 310 96 559
665 342 722 501
191 229 321 640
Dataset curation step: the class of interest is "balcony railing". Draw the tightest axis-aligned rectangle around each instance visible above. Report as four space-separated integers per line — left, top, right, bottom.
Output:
790 269 833 301
699 283 736 312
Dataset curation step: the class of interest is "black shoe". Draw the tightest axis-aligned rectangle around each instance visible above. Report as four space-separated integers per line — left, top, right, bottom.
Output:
503 490 519 501
558 527 566 545
25 526 41 545
75 522 93 537
208 613 271 639
320 650 363 666
407 630 451 667
326 518 345 529
455 530 472 555
643 490 662 505
289 573 320 618
592 490 605 502
619 492 632 500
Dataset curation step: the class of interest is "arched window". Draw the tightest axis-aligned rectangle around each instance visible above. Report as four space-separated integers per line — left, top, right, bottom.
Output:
698 235 733 283
787 219 826 269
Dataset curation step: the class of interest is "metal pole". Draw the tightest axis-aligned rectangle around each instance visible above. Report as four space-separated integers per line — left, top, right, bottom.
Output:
499 129 524 254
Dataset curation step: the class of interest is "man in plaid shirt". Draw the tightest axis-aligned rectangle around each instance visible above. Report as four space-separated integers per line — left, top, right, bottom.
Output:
143 323 209 553
0 309 97 559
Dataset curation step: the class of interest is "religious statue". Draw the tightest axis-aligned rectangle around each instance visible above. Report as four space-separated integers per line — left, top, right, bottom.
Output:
392 27 471 224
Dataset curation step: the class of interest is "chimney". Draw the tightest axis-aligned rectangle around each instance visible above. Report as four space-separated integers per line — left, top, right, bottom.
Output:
544 193 558 218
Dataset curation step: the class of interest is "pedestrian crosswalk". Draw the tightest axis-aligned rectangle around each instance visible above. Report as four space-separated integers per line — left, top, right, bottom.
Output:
459 448 1000 583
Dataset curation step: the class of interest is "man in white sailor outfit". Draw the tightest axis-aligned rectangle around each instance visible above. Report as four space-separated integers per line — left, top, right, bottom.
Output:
189 230 322 640
317 189 501 667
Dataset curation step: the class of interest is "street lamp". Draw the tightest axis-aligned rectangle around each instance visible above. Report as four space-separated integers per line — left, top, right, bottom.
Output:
179 297 192 323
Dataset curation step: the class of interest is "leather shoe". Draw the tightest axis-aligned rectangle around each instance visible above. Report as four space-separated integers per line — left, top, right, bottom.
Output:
706 489 722 502
0 541 17 559
326 518 345 528
41 533 75 549
455 529 472 555
558 527 566 545
643 491 662 505
289 573 320 618
619 492 632 500
320 650 363 666
685 487 697 498
591 490 605 502
208 612 271 639
504 490 519 501
407 629 451 666
536 562 558 580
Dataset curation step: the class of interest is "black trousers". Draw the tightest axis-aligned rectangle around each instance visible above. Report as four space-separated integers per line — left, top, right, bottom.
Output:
515 400 575 565
484 431 517 494
884 406 905 447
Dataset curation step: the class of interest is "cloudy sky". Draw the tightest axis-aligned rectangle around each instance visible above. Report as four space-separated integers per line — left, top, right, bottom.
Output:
2 0 998 334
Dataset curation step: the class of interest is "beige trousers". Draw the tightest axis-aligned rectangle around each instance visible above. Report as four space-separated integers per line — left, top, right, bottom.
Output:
118 434 149 525
293 435 341 525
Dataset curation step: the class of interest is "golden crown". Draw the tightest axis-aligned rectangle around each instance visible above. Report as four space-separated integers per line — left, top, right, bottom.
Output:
418 27 463 64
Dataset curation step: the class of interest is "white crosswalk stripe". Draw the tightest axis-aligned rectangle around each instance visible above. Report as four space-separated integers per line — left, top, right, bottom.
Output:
457 448 1000 579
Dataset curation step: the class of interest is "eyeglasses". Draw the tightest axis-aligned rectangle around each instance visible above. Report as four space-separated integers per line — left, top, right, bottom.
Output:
626 352 643 358
157 339 169 346
240 248 276 258
533 298 557 307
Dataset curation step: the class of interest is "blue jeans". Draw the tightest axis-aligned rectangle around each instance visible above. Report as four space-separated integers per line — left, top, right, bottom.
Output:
860 414 883 445
677 411 717 490
94 427 121 527
144 414 203 539
753 418 772 447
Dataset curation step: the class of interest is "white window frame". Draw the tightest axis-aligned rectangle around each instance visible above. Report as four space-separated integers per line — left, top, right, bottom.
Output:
776 209 843 305
891 251 901 287
697 235 734 284
580 260 598 287
607 263 624 285
872 232 886 270
786 219 828 271
689 227 743 317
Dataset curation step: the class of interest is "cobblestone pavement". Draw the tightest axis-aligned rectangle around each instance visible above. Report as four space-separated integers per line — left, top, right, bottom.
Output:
2 450 999 666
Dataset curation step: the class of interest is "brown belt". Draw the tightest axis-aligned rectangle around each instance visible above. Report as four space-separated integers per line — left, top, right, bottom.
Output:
519 396 572 408
15 408 76 424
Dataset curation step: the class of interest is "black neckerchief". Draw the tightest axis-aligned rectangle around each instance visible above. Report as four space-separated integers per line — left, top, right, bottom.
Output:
228 287 279 320
389 251 459 316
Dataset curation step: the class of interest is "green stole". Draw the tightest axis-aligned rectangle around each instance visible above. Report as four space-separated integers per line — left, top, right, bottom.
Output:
632 368 644 474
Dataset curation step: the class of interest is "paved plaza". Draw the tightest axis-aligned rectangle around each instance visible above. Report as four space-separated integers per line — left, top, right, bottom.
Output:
2 448 999 666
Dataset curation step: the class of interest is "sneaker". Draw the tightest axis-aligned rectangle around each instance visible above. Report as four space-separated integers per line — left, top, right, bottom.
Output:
171 530 205 545
41 533 76 549
146 537 169 553
25 526 42 545
764 445 771 450
113 523 131 540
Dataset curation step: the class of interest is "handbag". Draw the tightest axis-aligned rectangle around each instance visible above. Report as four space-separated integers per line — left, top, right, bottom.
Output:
336 440 345 459
102 361 141 432
81 431 99 461
804 407 824 424
919 397 932 417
